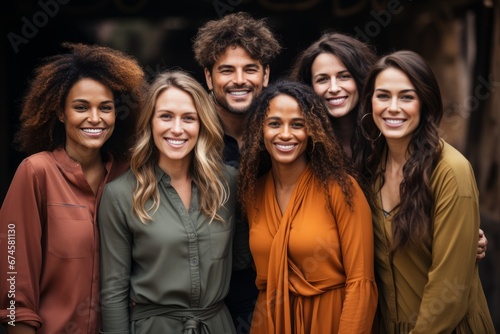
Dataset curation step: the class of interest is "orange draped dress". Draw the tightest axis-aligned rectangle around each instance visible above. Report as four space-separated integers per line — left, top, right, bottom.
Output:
246 166 377 334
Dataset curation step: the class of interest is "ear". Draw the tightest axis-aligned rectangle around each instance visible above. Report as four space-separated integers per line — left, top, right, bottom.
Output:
262 65 270 88
204 68 214 91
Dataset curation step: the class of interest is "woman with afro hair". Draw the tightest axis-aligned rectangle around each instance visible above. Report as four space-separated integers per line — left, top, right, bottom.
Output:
0 42 146 334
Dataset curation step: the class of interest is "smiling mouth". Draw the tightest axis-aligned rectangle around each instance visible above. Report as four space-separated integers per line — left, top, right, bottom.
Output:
326 97 347 106
166 139 187 146
275 143 296 152
82 128 104 134
384 119 405 125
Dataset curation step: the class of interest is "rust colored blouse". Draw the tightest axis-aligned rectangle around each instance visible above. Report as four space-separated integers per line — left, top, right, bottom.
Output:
246 166 377 334
0 148 128 334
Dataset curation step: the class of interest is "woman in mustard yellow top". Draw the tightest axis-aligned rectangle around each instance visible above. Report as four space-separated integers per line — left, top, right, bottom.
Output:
239 80 377 333
356 50 494 333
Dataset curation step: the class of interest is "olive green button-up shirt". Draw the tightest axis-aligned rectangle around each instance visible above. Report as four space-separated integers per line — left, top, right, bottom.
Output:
99 165 240 333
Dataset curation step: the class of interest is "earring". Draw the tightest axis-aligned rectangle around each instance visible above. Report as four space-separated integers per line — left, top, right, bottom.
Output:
259 140 266 151
360 113 382 142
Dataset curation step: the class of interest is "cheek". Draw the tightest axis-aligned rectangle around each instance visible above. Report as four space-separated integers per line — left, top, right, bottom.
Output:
313 84 325 96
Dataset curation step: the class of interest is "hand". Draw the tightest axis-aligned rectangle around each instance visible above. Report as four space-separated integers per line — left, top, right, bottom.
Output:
476 229 488 262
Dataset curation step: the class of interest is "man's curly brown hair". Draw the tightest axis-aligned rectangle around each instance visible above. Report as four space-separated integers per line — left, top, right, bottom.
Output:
192 12 281 70
15 42 146 160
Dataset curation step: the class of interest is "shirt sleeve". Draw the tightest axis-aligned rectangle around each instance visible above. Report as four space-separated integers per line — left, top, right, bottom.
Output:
98 185 132 334
332 177 378 334
411 161 479 333
0 160 43 329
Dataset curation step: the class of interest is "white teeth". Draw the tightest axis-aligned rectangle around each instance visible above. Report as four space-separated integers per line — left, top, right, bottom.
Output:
229 91 248 96
329 97 346 103
385 119 404 124
82 129 103 133
276 144 294 150
167 139 186 145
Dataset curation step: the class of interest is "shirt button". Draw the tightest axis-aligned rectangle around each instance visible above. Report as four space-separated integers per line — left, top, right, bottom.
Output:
191 257 198 265
193 288 200 293
189 233 196 239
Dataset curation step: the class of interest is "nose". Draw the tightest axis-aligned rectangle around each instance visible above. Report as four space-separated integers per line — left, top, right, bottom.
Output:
233 69 246 85
328 78 341 93
88 108 101 124
388 97 399 112
279 125 292 139
171 118 183 134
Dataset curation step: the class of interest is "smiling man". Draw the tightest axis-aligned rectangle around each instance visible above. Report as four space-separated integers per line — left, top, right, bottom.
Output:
193 12 281 333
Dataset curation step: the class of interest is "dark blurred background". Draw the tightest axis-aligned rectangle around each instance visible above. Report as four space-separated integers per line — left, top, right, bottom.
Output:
1 0 499 331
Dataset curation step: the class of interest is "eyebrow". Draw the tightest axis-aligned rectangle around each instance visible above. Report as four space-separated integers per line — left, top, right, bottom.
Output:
216 63 260 71
313 69 349 78
266 116 305 121
374 88 417 93
71 99 114 104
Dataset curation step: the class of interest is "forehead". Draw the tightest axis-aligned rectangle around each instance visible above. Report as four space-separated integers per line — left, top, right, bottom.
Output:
267 94 303 116
214 45 263 68
374 67 415 89
312 52 347 72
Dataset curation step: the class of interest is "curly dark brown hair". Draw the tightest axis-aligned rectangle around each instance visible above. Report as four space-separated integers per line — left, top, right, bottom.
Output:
14 42 146 160
239 79 357 214
192 12 281 70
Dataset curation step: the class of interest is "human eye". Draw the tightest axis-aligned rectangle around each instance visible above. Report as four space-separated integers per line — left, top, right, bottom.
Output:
245 67 259 74
159 112 172 120
73 104 88 112
292 122 305 129
338 73 352 80
267 120 280 128
375 93 390 100
401 94 416 101
314 76 328 84
100 104 115 112
183 114 198 121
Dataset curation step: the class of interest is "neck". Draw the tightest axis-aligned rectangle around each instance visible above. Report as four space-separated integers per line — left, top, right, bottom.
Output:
385 140 410 173
217 107 246 149
271 159 308 190
331 113 356 158
65 146 102 171
158 157 192 182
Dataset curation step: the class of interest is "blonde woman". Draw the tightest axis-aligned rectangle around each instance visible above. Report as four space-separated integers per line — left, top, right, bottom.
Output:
98 70 239 333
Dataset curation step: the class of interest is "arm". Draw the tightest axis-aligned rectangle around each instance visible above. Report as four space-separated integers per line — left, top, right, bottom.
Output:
333 179 378 334
411 163 479 333
0 160 43 330
98 186 132 334
6 323 36 334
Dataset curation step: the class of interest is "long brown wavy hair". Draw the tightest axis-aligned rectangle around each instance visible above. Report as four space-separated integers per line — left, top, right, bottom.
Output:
15 42 146 160
130 70 229 224
239 79 356 214
355 50 443 251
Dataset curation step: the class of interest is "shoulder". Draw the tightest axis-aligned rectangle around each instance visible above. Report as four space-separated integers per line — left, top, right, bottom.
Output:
19 151 56 171
103 169 137 195
432 140 477 197
222 164 238 186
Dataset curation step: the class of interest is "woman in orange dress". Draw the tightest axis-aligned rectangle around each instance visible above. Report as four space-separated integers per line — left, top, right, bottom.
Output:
238 80 377 333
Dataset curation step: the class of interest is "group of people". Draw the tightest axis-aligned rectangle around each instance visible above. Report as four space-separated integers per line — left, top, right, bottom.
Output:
0 11 495 334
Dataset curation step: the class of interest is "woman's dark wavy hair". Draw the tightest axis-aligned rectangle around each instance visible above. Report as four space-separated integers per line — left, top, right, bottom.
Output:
289 32 377 100
192 11 281 70
355 50 443 251
14 42 146 160
239 79 356 214
289 32 377 155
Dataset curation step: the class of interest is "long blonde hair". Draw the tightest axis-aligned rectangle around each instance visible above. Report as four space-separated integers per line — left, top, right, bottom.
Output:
130 70 228 223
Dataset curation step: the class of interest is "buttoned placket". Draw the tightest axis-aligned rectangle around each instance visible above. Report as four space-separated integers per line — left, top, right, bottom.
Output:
162 175 202 308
